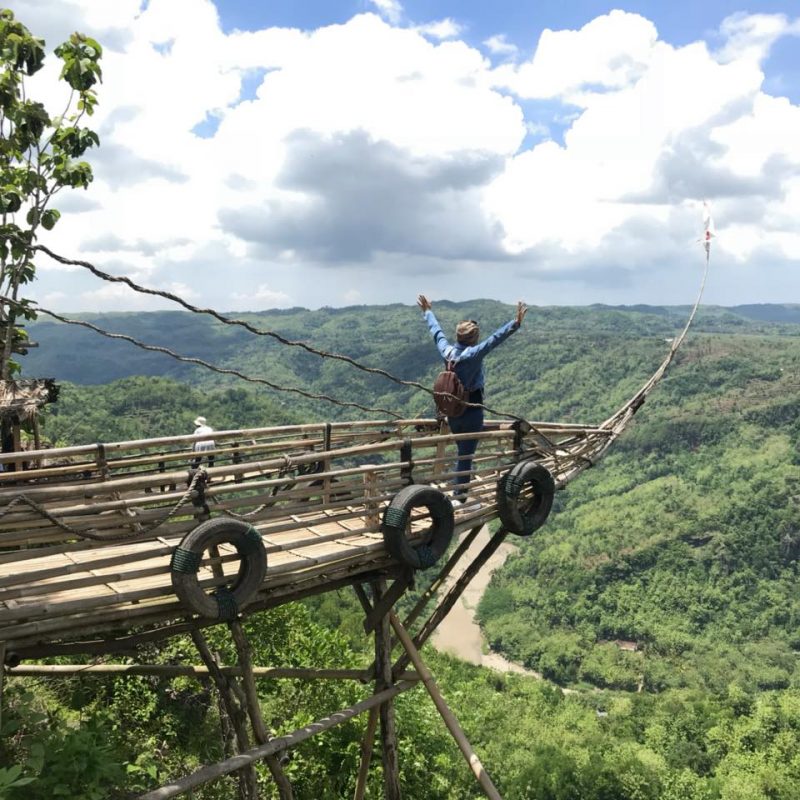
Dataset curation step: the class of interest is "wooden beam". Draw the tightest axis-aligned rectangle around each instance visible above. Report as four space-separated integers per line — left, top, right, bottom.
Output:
353 707 379 800
0 642 5 735
6 664 419 682
372 580 402 800
229 621 294 800
138 681 416 800
393 528 508 678
362 571 413 634
389 612 502 800
190 629 258 799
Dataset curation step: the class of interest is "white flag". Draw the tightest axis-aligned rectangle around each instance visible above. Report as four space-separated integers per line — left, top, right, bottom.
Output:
702 201 715 257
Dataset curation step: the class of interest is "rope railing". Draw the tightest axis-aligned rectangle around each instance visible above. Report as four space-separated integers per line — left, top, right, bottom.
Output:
23 242 711 444
1 296 402 419
0 467 207 541
32 245 533 425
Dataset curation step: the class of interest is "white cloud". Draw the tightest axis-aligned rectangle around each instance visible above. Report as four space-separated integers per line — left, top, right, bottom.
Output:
231 285 292 309
37 292 66 307
367 0 403 26
483 10 800 273
716 12 798 64
5 1 800 311
415 18 463 41
524 121 550 140
491 11 658 100
483 34 518 58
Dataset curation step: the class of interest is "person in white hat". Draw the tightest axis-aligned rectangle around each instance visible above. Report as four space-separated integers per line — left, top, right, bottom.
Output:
191 416 216 469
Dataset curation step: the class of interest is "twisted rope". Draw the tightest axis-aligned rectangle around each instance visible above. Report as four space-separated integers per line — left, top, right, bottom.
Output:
32 246 532 424
0 468 208 541
1 297 402 419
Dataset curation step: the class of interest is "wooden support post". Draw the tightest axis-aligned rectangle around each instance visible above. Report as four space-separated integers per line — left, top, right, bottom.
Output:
364 472 380 527
95 443 109 480
361 527 483 685
12 422 21 469
322 423 332 505
371 579 402 800
389 612 503 800
209 545 225 581
363 571 413 634
402 524 484 631
393 528 508 678
433 436 447 480
0 642 6 736
229 620 294 800
139 681 415 800
32 417 41 468
233 443 243 484
353 706 379 800
190 629 258 800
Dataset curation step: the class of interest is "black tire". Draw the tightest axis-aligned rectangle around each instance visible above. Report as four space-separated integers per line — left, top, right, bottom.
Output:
497 461 555 536
170 517 267 619
381 485 454 569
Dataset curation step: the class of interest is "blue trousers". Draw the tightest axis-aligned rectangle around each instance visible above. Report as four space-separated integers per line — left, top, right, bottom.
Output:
447 406 484 497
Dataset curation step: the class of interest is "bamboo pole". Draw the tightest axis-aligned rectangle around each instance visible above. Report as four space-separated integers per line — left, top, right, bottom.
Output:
0 641 5 735
229 621 294 800
0 417 601 469
389 612 502 800
190 629 258 800
0 429 519 500
402 523 484 632
372 580 402 800
393 528 508 677
138 681 416 800
353 706 379 800
5 664 421 680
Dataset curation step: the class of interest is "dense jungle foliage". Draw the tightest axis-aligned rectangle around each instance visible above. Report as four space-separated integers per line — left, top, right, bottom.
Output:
3 301 800 799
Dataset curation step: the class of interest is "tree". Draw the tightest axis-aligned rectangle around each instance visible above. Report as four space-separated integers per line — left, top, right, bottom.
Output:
0 8 102 379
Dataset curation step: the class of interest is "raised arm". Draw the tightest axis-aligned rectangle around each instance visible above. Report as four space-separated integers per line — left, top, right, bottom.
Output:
460 301 527 360
418 295 454 360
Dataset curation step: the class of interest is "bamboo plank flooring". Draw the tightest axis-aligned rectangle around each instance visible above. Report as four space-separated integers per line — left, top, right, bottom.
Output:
0 419 608 656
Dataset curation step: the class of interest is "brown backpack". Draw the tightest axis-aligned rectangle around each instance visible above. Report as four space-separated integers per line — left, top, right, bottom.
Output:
433 360 468 418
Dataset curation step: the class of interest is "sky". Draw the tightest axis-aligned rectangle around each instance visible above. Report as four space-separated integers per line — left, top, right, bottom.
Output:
7 0 800 312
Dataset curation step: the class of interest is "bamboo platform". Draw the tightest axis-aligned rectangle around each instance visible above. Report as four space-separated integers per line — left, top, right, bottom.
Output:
0 417 612 658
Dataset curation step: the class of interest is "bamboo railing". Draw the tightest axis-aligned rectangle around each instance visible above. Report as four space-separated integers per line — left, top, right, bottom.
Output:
0 418 613 657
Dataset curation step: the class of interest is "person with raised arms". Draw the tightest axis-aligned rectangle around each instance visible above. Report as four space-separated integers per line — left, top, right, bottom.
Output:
417 295 527 507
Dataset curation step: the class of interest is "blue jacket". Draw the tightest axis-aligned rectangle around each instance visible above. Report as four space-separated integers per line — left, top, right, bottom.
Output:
423 309 518 392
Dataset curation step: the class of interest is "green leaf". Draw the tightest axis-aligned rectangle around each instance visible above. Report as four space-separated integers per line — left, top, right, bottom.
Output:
41 208 61 230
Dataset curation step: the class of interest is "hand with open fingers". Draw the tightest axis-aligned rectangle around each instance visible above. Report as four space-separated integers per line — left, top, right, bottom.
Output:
515 301 528 327
417 294 432 312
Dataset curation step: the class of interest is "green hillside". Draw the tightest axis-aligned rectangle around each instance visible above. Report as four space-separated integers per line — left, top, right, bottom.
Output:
4 302 800 798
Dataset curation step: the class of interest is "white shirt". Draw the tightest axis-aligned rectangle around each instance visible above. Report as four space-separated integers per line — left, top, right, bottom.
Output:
193 424 215 452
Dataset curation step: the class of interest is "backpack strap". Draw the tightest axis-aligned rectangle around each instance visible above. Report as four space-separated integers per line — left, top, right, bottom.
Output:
445 344 463 365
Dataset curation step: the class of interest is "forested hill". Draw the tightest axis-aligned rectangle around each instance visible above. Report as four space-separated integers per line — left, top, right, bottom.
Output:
6 301 800 798
21 300 800 427
25 299 800 695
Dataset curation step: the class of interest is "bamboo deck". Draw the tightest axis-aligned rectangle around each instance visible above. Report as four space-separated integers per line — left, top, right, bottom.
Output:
0 418 612 657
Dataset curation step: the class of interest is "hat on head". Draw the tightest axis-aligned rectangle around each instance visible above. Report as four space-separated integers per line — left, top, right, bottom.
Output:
456 320 479 345
193 416 207 427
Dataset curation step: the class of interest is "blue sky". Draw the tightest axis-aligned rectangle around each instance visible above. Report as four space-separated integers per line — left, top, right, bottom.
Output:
9 0 800 311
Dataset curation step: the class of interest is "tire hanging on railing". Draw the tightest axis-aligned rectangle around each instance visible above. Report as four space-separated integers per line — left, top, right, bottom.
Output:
381 484 454 570
497 460 555 536
170 517 267 620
